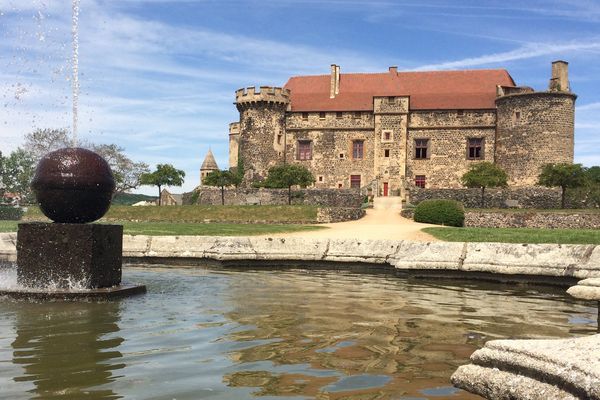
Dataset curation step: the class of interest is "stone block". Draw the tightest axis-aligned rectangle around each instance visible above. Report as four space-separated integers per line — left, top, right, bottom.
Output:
17 222 122 289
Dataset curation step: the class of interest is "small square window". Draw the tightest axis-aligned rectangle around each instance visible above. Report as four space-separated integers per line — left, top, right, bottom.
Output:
336 111 343 119
339 153 344 159
384 149 390 158
415 139 429 159
467 138 484 160
350 175 361 188
353 111 362 119
338 183 343 188
318 176 324 182
319 112 326 119
382 130 393 142
301 112 309 120
415 175 426 188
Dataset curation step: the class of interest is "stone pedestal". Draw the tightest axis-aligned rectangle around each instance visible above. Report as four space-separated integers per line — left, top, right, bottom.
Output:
17 222 122 289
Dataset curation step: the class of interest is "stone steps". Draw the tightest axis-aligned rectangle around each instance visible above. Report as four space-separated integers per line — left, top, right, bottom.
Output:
373 196 403 210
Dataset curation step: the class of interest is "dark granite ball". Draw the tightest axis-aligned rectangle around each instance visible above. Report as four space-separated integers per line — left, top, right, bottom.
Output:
31 148 116 223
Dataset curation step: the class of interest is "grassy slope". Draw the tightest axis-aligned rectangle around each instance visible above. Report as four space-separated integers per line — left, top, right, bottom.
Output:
423 227 600 245
0 220 325 236
23 205 319 223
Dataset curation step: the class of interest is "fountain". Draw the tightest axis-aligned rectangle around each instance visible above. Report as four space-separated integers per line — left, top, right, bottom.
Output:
0 0 144 300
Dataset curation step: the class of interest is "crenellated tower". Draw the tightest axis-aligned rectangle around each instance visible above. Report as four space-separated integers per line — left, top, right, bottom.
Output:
495 60 576 186
233 86 290 183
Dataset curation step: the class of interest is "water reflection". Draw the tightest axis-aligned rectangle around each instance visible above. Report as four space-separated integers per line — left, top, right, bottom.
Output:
222 270 594 399
7 300 124 399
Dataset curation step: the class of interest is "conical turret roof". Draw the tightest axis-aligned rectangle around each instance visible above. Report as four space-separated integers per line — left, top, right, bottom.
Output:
200 149 219 170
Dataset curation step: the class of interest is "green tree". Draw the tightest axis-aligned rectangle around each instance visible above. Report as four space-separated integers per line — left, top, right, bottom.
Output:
263 164 315 205
538 163 587 208
140 164 185 206
24 128 75 160
586 166 600 184
461 162 508 208
203 170 238 205
1 148 36 204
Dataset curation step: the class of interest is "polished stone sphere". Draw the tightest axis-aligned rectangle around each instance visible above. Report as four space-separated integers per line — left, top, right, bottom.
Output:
31 148 116 223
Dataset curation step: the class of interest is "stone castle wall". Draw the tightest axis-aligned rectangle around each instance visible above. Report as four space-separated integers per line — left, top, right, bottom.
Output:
406 110 496 189
495 92 575 186
464 211 600 229
189 187 363 208
407 186 562 209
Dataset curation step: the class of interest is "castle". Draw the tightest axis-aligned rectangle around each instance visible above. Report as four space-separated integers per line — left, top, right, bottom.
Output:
211 61 575 200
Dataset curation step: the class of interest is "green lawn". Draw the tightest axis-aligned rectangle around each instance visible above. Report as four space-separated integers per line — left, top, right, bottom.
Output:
23 205 319 224
0 220 325 236
423 227 600 244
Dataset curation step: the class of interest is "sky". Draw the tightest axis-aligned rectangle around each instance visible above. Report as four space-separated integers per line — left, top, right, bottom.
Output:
1 0 599 195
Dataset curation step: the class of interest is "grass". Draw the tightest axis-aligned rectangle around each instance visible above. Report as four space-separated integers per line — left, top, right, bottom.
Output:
23 205 319 224
423 227 600 244
0 220 326 236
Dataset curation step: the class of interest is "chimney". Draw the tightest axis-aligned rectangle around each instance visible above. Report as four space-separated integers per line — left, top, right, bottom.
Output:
549 60 570 92
330 64 340 98
389 66 398 74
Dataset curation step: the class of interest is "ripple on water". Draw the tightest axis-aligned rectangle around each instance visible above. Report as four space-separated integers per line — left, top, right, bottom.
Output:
0 266 596 400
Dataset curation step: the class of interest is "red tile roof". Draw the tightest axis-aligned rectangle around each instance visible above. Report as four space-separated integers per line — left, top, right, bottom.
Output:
284 69 516 111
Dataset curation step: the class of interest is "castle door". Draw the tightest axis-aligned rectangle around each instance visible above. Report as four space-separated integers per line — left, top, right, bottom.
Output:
383 182 389 197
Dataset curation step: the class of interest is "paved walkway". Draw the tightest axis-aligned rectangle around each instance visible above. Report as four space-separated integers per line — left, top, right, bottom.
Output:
269 208 439 241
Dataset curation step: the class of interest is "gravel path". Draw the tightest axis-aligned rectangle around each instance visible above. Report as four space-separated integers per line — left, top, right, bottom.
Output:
268 208 439 241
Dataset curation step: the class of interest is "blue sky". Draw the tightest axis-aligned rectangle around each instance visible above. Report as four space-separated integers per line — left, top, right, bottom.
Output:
1 0 599 195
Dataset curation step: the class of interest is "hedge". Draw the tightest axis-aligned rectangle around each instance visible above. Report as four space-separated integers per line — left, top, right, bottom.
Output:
0 205 24 221
414 199 464 227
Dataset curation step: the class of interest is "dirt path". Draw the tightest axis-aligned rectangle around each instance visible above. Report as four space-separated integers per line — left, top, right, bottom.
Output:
268 209 439 241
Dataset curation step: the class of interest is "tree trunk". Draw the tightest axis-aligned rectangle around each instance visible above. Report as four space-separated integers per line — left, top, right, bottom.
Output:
158 185 162 206
561 186 566 209
288 186 291 205
220 185 225 205
481 187 485 208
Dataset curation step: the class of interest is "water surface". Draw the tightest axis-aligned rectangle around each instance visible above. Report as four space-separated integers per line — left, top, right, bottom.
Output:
0 266 596 399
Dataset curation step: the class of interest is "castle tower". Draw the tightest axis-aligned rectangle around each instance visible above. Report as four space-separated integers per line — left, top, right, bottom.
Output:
199 148 219 186
234 86 290 183
495 61 576 186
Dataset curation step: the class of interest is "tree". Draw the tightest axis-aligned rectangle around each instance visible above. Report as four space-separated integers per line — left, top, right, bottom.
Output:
92 144 150 193
461 162 508 208
0 148 36 204
538 163 587 208
140 164 185 206
24 128 77 160
586 166 600 184
203 170 238 205
262 164 315 205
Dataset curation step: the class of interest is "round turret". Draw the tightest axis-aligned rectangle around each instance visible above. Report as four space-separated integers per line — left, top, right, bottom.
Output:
495 91 576 186
235 87 290 183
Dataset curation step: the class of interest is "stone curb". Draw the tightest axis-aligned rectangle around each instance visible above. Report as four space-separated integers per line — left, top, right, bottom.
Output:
1 233 599 279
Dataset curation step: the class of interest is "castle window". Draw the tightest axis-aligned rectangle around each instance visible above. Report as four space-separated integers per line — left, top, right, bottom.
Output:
336 111 343 119
415 175 426 188
339 153 344 159
353 111 362 119
381 130 393 142
318 176 324 182
457 110 464 116
277 134 282 145
319 112 326 119
297 140 312 160
414 139 429 159
352 140 364 159
302 112 309 120
384 149 390 158
467 138 484 160
388 96 395 104
338 183 343 188
350 175 361 188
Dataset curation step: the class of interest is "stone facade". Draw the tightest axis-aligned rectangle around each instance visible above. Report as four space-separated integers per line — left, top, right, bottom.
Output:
227 61 575 201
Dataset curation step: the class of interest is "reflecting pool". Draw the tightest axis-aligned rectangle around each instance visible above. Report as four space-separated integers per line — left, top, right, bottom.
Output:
0 266 596 399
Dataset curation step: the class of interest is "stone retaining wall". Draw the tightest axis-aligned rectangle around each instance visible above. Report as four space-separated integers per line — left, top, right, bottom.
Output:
185 188 363 208
408 187 561 208
1 233 598 280
316 207 365 223
465 211 600 229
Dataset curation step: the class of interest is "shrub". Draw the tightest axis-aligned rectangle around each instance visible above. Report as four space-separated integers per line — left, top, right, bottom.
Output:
414 199 464 227
0 205 24 220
